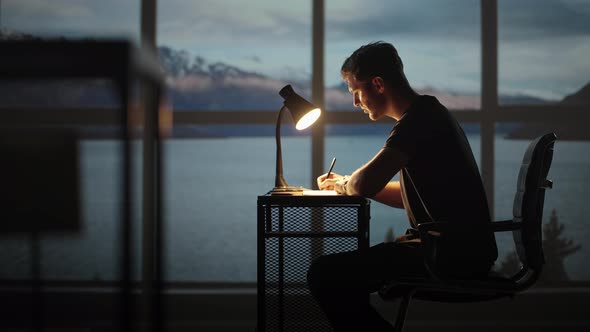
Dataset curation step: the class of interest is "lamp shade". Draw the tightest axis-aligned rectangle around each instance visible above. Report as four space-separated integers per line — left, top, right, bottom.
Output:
279 85 321 130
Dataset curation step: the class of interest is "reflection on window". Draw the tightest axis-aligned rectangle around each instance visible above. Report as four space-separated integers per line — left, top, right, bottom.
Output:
499 0 590 104
157 0 312 110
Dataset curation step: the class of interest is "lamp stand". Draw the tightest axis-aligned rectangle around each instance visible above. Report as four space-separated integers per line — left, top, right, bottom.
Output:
271 105 304 195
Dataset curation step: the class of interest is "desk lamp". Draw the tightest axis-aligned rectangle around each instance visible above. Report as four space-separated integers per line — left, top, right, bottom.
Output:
272 85 321 194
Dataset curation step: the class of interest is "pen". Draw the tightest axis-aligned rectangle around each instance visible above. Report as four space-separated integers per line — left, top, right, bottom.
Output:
326 157 336 179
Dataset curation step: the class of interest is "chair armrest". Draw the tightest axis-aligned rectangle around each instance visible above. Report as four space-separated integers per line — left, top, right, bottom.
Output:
417 221 502 280
416 222 447 280
418 219 523 236
490 219 522 232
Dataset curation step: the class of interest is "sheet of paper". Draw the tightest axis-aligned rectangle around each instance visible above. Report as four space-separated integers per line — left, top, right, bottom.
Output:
302 190 339 196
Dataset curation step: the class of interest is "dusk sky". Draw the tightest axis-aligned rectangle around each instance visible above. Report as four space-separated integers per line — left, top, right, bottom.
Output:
2 0 589 100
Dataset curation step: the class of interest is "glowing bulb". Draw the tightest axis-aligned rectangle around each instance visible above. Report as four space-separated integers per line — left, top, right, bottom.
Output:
295 108 321 130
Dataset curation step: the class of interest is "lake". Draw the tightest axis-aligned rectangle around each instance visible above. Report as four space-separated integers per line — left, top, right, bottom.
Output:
0 134 588 282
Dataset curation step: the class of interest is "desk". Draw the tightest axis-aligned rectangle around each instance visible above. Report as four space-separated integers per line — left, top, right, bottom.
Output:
258 194 371 332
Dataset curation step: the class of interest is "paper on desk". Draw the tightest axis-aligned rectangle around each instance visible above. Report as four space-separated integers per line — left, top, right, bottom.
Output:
302 190 339 196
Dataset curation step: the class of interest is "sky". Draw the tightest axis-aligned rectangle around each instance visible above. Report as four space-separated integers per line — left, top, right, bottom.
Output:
2 0 589 100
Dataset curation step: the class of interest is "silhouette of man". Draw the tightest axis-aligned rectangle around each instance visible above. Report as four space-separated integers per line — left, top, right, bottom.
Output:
307 41 498 332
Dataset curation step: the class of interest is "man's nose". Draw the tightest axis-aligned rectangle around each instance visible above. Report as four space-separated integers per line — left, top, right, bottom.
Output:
353 95 360 107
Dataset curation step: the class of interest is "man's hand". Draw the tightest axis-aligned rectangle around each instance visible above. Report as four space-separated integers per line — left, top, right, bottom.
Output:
333 176 350 195
317 172 343 190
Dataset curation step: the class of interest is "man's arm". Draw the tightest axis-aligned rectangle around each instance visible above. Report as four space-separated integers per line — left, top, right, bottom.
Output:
336 146 408 200
372 181 404 209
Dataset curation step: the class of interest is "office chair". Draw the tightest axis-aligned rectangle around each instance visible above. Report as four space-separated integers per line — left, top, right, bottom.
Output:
378 133 557 332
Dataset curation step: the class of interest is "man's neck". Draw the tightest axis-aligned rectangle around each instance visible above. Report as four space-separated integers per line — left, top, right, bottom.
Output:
390 90 419 120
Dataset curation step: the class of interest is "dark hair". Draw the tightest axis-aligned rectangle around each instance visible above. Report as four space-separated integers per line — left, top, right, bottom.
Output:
341 41 409 88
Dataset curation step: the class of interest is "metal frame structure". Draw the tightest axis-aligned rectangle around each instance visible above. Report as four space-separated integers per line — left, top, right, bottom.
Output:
257 194 370 332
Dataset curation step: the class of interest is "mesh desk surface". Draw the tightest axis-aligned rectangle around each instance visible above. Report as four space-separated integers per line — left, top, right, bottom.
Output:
258 194 371 332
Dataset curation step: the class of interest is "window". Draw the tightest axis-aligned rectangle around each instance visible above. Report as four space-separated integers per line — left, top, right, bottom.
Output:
498 0 590 105
2 0 589 286
157 0 312 111
157 0 313 281
326 0 481 111
163 133 312 281
495 125 590 281
0 0 141 109
1 0 140 41
0 0 142 281
497 0 590 282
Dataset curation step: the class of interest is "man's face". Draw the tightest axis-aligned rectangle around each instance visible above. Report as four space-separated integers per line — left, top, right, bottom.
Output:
346 76 387 121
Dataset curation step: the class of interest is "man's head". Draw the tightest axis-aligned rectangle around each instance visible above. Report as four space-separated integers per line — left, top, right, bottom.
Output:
341 41 414 120
341 41 408 87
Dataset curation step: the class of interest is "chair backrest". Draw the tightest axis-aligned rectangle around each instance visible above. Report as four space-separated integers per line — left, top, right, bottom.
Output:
512 133 557 276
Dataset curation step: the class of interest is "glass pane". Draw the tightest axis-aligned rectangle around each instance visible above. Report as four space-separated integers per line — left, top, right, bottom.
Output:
1 0 141 109
325 123 481 246
1 0 140 41
0 79 122 109
495 126 590 282
0 136 143 281
157 0 312 110
326 0 481 111
40 139 143 281
163 132 312 281
499 0 590 104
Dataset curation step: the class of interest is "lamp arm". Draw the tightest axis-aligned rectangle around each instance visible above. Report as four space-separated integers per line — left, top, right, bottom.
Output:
275 105 289 188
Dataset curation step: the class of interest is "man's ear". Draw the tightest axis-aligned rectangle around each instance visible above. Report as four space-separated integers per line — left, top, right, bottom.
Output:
371 77 385 93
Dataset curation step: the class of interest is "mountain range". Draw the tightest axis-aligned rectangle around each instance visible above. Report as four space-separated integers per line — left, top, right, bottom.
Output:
1 30 588 139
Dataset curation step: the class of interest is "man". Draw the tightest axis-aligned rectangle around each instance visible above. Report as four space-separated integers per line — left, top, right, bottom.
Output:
307 41 498 332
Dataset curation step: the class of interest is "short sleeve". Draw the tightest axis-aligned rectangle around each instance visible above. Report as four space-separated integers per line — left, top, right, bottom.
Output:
385 96 447 161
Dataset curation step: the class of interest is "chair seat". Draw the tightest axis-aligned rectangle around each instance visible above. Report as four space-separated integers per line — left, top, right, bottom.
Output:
379 271 518 303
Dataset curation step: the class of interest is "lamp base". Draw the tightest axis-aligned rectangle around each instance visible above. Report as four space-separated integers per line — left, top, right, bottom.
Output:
270 186 306 195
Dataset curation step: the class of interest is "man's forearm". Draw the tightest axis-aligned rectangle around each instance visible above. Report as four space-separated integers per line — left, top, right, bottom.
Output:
337 171 372 197
335 146 408 199
338 174 403 210
371 181 404 209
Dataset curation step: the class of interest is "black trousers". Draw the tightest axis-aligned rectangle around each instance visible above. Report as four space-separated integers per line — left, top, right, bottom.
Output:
306 241 427 332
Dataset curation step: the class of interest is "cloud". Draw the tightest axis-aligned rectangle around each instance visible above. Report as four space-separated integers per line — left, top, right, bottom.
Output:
499 0 590 41
169 75 213 92
158 0 310 46
3 0 92 19
5 1 588 43
327 0 480 41
223 75 288 92
327 0 590 42
242 55 262 64
498 35 590 98
3 0 139 38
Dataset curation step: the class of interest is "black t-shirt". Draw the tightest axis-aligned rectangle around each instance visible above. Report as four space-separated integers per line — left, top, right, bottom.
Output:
385 95 498 269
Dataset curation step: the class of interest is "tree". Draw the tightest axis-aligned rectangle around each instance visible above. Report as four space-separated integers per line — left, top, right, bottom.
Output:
384 227 395 243
495 209 581 284
540 209 582 283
